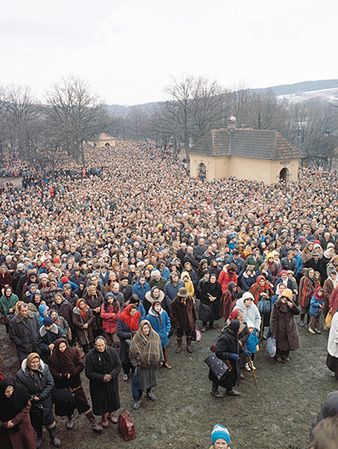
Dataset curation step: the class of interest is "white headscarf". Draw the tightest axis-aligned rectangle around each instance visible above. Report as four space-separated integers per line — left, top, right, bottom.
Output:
327 312 338 358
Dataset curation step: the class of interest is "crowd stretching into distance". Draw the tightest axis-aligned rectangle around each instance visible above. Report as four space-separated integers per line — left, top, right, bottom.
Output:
0 140 338 449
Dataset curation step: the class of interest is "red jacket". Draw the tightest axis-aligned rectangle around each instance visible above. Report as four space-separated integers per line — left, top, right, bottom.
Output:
100 304 120 334
329 286 338 315
218 270 238 294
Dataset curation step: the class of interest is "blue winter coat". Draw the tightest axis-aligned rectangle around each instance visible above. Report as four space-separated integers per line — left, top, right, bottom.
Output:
164 280 184 306
309 295 324 317
246 330 259 354
137 303 146 320
132 281 151 302
146 308 171 348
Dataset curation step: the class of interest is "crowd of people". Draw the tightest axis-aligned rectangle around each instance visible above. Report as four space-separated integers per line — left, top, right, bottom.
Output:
0 140 337 449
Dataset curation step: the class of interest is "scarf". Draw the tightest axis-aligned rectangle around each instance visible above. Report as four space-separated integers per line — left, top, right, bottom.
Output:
76 299 88 320
120 304 141 331
0 378 30 422
49 338 78 374
129 320 162 368
250 275 272 303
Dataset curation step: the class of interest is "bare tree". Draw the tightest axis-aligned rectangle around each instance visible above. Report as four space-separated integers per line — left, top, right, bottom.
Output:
46 76 107 166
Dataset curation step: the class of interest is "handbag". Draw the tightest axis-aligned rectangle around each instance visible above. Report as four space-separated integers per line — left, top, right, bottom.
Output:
324 311 333 330
266 336 276 358
30 401 44 427
198 301 211 322
258 296 271 315
118 409 136 441
204 353 228 380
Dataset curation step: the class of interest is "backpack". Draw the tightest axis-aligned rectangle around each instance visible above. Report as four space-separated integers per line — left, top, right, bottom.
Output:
118 409 136 441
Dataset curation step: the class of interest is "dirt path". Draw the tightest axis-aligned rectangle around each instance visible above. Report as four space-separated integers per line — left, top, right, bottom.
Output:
1 322 335 449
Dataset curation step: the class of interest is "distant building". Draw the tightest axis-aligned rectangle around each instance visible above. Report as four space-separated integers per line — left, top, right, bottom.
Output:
189 117 303 184
95 133 116 149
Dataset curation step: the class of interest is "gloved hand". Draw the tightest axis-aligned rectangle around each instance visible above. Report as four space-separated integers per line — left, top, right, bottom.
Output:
226 352 239 361
243 349 251 357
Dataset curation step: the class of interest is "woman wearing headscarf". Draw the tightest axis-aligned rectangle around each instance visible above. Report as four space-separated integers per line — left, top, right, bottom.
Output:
219 282 241 322
171 287 197 354
270 288 300 362
249 275 273 305
208 320 241 398
15 352 61 447
72 298 95 353
129 320 163 410
0 378 36 449
143 286 165 314
146 300 172 369
100 294 121 347
199 272 222 332
85 336 121 428
117 303 141 381
49 338 103 432
326 312 338 380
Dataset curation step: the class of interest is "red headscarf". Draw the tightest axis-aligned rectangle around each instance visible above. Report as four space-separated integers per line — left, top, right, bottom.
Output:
76 298 88 320
119 304 141 331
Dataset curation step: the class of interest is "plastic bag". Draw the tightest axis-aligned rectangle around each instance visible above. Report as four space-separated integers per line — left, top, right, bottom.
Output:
266 336 276 358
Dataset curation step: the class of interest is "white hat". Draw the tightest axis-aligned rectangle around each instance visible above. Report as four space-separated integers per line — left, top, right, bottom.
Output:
242 292 254 301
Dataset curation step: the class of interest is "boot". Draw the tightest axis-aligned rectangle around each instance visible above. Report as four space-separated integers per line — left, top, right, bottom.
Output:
211 384 224 398
47 426 61 447
175 337 183 354
85 410 104 433
163 348 172 369
186 337 193 353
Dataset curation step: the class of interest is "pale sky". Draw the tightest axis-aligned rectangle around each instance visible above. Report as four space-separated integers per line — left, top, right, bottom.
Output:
1 0 337 105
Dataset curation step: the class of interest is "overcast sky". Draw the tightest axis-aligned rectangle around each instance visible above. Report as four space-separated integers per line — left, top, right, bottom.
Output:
1 0 337 105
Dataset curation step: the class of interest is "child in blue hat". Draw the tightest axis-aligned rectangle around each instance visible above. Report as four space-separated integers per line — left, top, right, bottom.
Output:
210 424 231 448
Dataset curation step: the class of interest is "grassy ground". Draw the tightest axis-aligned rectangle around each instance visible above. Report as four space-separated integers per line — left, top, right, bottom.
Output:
1 322 336 449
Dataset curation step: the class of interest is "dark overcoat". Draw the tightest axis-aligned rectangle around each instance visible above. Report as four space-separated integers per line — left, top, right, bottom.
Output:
270 299 301 351
85 347 121 415
209 328 239 390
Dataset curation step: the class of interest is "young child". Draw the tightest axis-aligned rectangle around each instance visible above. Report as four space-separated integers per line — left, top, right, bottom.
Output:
209 424 231 448
309 287 325 334
244 320 259 371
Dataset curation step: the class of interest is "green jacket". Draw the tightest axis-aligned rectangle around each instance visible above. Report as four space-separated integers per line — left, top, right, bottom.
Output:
0 293 19 316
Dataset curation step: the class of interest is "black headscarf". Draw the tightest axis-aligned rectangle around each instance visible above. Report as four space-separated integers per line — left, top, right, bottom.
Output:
0 378 30 422
227 319 240 335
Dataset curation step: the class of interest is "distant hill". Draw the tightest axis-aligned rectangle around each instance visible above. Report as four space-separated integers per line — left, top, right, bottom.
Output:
254 79 338 96
105 79 338 111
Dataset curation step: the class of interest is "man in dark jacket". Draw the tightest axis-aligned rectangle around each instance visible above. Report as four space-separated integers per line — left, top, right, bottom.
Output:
9 302 40 362
280 249 296 273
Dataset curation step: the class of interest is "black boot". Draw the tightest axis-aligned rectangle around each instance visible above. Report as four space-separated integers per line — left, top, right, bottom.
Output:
186 337 193 353
47 426 61 447
211 384 224 398
175 337 183 354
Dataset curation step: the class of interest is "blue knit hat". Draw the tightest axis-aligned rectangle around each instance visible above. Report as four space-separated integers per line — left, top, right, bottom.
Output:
211 424 231 444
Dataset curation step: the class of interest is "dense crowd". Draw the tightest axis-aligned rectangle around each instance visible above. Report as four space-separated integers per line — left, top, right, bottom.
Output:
0 140 337 449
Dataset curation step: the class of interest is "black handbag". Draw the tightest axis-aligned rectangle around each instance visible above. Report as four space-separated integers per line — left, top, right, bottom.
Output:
30 401 44 427
204 353 228 380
